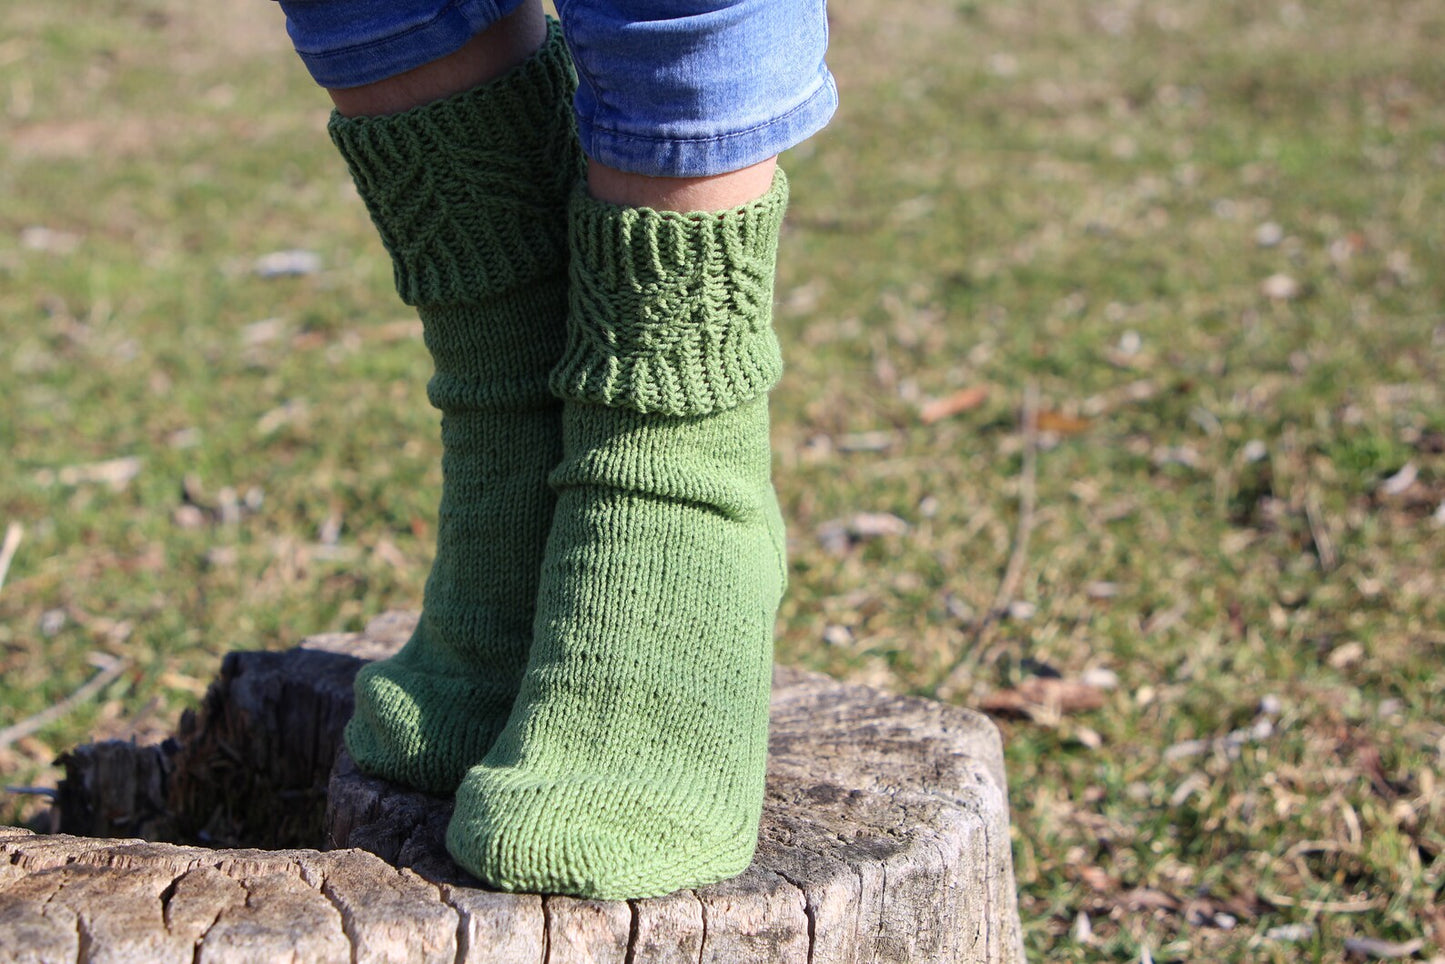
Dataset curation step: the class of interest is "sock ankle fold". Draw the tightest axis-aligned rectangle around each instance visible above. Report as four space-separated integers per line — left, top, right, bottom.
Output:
330 21 581 794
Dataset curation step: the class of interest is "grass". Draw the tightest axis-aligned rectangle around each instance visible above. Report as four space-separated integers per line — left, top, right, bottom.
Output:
2 0 1442 959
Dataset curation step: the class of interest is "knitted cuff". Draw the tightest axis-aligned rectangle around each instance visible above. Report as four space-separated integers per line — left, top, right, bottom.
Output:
551 170 788 417
327 19 579 307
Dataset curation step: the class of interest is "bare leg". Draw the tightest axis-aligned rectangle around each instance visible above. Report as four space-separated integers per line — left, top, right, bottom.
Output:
328 1 548 118
586 156 778 211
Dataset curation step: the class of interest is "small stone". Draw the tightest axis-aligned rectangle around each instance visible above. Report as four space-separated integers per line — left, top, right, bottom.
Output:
1260 273 1301 300
217 487 243 526
1265 923 1315 942
1377 462 1417 496
1254 222 1284 247
836 431 896 453
944 594 974 623
817 513 909 556
40 609 67 637
1006 600 1036 621
253 249 322 278
173 505 207 529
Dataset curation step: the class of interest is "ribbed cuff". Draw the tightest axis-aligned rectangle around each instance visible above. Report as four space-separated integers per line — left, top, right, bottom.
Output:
551 170 788 417
327 19 579 307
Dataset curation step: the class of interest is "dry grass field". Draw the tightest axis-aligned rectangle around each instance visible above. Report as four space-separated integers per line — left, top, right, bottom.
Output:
2 0 1442 958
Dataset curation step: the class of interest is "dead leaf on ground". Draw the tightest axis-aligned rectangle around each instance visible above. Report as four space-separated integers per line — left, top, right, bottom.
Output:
817 512 909 555
33 456 144 491
1076 864 1118 892
1377 462 1418 497
980 677 1108 718
1119 888 1182 912
919 386 989 424
1035 410 1094 436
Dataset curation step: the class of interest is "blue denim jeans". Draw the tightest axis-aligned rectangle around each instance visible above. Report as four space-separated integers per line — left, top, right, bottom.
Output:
276 0 837 177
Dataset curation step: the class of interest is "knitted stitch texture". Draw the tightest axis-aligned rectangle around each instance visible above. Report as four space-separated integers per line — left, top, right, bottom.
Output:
330 22 581 795
549 174 787 416
446 172 789 898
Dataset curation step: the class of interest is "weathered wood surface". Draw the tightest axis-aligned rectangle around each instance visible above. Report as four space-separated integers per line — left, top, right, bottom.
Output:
6 612 1025 963
52 613 407 849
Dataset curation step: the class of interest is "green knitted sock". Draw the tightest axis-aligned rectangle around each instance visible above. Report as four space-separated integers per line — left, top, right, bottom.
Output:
330 23 580 794
446 172 790 898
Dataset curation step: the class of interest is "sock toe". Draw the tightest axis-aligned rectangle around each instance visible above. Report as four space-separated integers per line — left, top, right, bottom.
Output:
346 660 520 793
447 768 760 898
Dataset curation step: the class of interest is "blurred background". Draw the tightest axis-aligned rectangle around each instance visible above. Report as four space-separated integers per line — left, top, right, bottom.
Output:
1 0 1442 958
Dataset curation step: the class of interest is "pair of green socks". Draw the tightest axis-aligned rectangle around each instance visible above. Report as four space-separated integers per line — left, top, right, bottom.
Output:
330 24 787 899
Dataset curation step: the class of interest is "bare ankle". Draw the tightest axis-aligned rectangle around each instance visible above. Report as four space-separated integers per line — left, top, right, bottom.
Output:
585 157 778 212
328 2 548 118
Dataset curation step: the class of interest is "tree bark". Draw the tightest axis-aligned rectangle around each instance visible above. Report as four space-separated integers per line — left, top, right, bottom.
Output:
6 612 1024 963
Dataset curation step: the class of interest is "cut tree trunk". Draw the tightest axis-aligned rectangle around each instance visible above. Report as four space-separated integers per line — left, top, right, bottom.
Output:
5 612 1025 963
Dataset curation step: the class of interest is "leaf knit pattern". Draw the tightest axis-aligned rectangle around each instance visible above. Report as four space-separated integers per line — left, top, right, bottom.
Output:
549 174 787 416
446 172 790 899
328 22 582 794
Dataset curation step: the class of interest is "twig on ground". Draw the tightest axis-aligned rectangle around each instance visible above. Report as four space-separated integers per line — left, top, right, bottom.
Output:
1341 936 1426 959
986 380 1040 625
1303 491 1337 571
938 382 1040 697
1258 891 1383 914
0 522 23 595
0 656 130 751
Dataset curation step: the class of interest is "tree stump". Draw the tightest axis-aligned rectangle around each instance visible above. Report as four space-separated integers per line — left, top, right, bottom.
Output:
4 612 1025 962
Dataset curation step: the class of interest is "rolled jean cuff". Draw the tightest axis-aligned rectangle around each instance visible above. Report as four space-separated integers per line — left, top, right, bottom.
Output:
273 0 837 176
577 70 837 178
275 0 527 89
560 0 837 177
